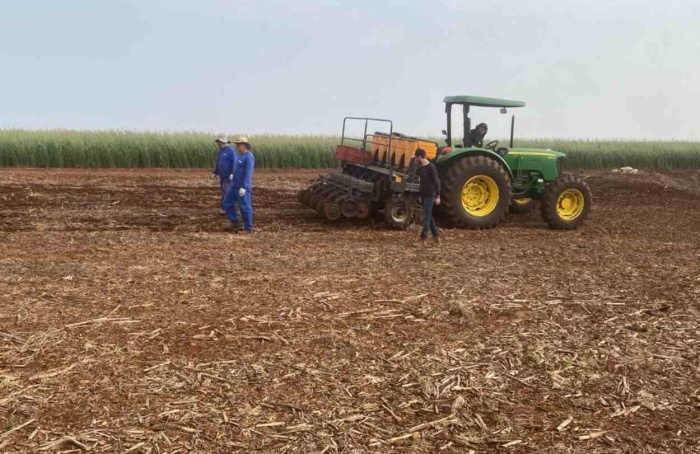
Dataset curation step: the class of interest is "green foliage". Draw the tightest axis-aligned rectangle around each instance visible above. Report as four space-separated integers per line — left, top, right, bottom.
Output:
0 129 698 169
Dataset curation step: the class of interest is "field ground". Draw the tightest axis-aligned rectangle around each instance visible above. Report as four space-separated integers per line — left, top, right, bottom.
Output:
1 168 699 453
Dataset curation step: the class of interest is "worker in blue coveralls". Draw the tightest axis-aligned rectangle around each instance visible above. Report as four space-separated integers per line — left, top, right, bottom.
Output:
212 134 235 214
223 135 255 233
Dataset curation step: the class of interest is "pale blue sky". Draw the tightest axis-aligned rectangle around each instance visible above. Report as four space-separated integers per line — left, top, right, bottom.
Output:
1 0 698 139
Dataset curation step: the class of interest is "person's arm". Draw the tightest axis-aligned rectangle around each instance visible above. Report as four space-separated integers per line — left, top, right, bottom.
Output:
431 164 441 196
213 151 220 176
244 153 255 189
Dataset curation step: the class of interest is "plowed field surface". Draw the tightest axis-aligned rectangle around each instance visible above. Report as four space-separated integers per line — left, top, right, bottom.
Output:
1 168 699 453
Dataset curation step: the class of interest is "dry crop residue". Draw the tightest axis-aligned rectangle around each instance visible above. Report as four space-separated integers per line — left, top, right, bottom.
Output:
1 168 699 453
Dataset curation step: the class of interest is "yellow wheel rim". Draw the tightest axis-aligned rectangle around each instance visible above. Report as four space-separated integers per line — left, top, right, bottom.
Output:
461 175 499 217
513 197 532 205
556 189 585 220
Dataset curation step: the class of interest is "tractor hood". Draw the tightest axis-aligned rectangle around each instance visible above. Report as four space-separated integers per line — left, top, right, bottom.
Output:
506 148 565 159
503 147 565 182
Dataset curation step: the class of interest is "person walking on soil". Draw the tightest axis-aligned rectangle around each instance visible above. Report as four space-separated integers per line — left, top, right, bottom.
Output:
223 135 255 233
212 134 235 214
415 148 440 244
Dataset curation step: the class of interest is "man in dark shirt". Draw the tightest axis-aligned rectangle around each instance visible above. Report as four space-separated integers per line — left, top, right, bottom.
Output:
415 148 440 244
466 123 488 148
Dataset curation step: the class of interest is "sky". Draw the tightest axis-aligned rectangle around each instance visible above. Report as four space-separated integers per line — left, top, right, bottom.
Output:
1 0 699 139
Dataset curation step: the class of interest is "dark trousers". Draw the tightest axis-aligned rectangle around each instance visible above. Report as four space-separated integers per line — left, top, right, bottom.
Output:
421 196 439 239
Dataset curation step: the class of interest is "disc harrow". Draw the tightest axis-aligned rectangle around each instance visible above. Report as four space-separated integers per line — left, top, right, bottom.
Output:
297 173 373 221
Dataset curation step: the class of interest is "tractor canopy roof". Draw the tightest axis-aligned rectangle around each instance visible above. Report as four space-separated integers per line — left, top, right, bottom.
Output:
443 95 525 108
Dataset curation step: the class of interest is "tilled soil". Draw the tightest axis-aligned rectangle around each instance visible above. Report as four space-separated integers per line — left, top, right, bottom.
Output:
1 168 699 453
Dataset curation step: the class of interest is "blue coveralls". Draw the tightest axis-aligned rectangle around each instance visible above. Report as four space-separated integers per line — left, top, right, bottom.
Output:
213 146 235 209
223 150 255 230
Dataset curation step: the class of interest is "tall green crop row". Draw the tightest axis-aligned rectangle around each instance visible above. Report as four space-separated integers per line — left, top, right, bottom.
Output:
0 129 698 169
0 130 340 169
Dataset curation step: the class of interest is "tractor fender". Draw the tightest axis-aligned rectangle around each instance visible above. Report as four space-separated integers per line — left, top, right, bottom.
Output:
436 148 514 180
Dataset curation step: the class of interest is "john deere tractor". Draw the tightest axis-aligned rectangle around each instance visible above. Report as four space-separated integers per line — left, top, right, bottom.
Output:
298 95 591 230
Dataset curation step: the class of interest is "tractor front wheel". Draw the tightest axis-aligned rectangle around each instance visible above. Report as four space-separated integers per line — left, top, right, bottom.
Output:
441 155 511 229
540 174 592 230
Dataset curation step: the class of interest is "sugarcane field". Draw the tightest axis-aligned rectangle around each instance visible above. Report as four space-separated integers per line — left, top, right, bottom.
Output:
1 166 699 453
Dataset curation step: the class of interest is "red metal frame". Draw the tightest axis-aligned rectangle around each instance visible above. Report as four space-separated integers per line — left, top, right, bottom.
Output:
335 145 371 165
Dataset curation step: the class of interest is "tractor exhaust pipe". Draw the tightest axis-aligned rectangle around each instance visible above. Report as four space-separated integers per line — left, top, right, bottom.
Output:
463 104 470 147
510 115 515 148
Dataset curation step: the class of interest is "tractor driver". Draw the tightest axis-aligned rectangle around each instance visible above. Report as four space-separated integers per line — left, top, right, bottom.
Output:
466 123 488 148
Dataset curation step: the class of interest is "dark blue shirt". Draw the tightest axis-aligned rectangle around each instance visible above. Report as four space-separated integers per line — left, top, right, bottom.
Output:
231 151 255 189
214 146 235 181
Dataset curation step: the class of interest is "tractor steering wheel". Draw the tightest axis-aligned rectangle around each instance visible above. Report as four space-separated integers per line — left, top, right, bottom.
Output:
484 140 499 150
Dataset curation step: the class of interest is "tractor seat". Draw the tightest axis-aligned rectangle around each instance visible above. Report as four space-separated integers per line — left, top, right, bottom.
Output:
495 148 509 157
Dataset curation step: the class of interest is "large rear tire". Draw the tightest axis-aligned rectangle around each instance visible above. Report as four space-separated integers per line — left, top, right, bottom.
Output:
441 155 511 229
540 174 592 230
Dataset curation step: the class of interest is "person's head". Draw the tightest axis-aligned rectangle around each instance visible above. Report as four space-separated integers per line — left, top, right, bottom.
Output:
476 123 488 136
232 135 252 153
214 134 230 149
414 148 428 165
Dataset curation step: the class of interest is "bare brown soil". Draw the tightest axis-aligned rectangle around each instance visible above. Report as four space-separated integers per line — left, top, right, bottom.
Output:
1 168 699 453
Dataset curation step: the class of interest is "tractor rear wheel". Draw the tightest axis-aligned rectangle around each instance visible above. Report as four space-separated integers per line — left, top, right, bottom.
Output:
441 155 511 229
509 197 537 214
384 196 412 229
540 174 592 230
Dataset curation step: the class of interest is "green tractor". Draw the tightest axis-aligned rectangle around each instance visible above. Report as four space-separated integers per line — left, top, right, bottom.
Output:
298 95 591 230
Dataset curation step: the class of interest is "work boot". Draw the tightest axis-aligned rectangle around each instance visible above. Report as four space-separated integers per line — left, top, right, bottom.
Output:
240 229 254 235
225 221 240 232
432 236 441 245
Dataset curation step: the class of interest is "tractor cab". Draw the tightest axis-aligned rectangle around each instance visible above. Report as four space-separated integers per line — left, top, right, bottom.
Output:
442 95 526 153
